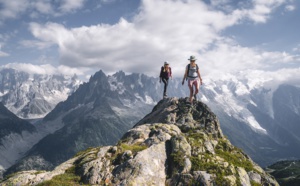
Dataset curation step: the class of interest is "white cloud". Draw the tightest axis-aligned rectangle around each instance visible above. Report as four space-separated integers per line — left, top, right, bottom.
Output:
241 68 300 89
28 22 70 46
1 63 56 75
0 0 29 23
59 0 85 13
285 5 296 11
25 0 238 76
246 0 286 23
24 0 298 80
33 1 54 15
1 63 88 76
201 39 298 77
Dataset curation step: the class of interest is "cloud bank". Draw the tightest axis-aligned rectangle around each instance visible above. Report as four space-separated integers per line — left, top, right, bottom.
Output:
0 63 88 77
20 0 299 81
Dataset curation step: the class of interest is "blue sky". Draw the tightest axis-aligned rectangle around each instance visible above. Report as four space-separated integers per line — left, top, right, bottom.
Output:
0 0 299 81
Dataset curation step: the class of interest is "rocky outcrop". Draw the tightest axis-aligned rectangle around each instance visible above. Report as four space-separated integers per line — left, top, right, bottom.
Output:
0 97 279 186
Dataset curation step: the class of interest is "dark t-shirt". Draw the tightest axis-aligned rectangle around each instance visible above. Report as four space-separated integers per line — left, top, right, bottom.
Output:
160 66 172 79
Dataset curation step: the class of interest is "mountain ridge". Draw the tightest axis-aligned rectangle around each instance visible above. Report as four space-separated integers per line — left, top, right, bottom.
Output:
4 70 157 176
0 98 279 186
1 69 300 177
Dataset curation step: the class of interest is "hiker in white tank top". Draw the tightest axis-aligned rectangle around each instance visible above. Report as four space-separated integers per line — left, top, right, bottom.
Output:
182 55 203 103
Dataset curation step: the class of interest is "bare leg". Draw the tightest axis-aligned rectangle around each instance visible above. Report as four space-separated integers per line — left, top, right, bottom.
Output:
189 86 194 102
194 79 200 99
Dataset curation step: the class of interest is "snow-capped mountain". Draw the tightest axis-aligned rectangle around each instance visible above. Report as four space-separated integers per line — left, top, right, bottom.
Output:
102 70 300 167
4 69 300 176
5 70 162 174
199 73 300 167
0 68 81 119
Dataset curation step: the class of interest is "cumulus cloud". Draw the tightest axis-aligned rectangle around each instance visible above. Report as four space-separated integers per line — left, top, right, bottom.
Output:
245 0 286 23
24 0 299 80
201 39 298 78
0 0 29 23
59 0 85 13
285 5 296 12
26 0 238 75
0 63 88 76
32 1 53 15
240 68 300 90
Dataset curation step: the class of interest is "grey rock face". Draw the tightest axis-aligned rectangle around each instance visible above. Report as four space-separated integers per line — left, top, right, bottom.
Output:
1 97 279 186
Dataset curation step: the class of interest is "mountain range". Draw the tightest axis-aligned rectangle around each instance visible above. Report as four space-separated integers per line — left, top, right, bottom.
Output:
1 68 300 178
0 68 81 119
4 70 158 176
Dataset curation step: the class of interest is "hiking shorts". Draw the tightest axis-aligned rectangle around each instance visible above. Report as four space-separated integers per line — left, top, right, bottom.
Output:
188 78 200 90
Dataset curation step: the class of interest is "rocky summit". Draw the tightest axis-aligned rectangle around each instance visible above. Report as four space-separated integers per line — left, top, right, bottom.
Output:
0 97 279 186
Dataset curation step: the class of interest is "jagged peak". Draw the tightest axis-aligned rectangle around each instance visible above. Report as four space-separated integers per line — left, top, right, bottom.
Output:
89 69 107 82
1 97 279 186
135 97 223 138
112 70 126 79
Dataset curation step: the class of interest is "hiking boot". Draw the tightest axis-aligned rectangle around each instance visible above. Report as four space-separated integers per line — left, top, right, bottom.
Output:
193 94 197 101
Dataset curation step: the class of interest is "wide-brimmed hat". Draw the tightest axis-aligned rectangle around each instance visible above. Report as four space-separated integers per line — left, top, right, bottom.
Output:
164 61 169 65
188 56 197 61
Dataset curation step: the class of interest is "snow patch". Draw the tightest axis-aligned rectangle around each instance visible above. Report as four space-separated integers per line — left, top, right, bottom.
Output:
138 74 144 88
108 76 125 94
134 93 143 101
121 99 135 108
246 116 267 134
206 78 268 135
111 106 131 118
235 82 250 96
200 95 209 102
145 95 156 105
0 90 8 97
249 100 257 107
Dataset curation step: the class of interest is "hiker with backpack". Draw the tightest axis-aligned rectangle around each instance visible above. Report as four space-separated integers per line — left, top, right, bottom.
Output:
182 56 203 103
160 61 172 98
